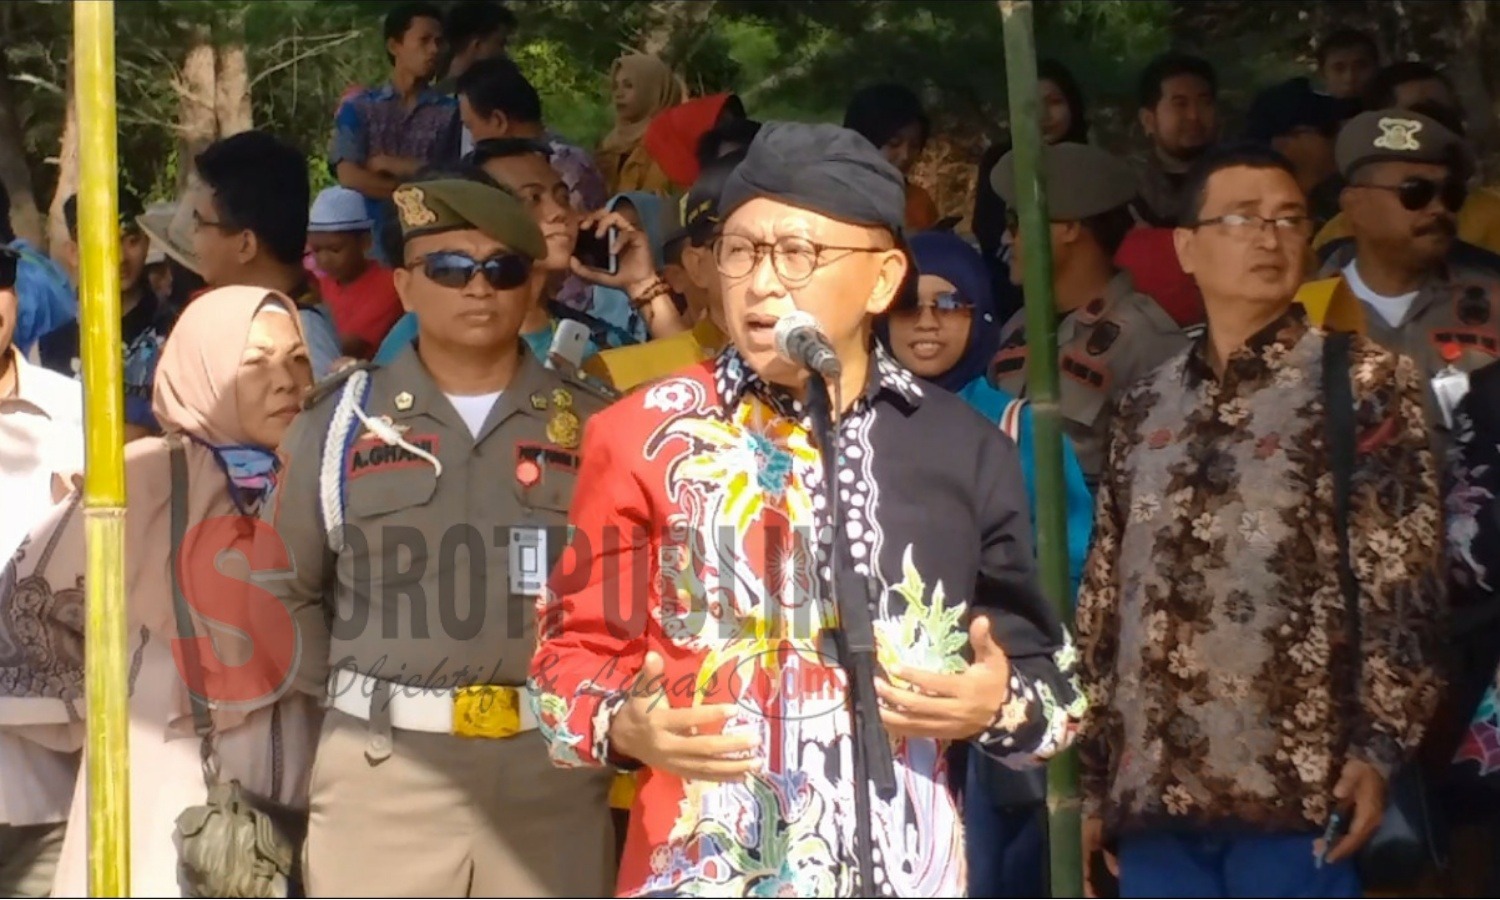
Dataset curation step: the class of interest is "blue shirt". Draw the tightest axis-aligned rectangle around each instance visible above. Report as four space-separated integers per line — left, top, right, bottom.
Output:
9 239 77 355
330 83 461 264
958 375 1094 602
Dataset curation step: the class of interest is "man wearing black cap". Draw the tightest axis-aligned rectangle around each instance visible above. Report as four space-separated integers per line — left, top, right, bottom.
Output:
582 150 742 391
264 174 615 896
1299 108 1500 443
531 122 1081 897
990 141 1193 486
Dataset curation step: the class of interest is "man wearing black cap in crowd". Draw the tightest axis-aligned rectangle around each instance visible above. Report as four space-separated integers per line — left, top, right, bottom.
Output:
39 187 173 442
1299 107 1500 445
264 172 616 896
1242 77 1346 227
990 141 1193 487
530 121 1082 897
583 149 743 392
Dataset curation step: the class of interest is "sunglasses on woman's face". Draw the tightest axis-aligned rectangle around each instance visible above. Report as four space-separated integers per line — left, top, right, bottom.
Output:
891 290 974 320
1361 176 1468 213
409 251 532 291
0 249 17 292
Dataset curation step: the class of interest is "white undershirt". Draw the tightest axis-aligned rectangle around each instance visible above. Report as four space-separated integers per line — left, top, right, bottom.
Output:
1343 261 1419 328
445 391 502 439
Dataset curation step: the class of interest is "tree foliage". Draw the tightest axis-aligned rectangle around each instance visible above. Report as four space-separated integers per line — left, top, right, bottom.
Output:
3 0 1499 241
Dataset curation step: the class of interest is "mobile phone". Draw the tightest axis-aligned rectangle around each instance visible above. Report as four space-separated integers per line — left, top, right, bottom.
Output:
547 319 592 372
573 228 618 275
1317 809 1349 868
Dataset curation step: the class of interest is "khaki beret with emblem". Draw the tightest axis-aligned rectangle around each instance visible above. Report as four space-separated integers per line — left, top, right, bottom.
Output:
391 178 547 260
1335 108 1475 180
991 142 1138 221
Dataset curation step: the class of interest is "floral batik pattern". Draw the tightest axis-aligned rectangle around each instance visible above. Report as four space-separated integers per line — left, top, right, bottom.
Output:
531 345 1082 897
1076 308 1444 836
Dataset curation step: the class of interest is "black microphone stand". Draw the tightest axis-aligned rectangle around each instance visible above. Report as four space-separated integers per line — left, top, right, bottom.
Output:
804 371 896 898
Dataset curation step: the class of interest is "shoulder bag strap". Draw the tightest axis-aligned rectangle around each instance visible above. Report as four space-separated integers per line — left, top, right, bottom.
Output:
167 433 220 784
1322 332 1361 723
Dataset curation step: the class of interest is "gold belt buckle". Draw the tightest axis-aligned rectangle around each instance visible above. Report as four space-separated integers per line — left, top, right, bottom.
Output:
452 685 522 739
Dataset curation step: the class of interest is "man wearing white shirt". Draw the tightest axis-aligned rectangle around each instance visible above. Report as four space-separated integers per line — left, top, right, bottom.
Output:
0 245 86 897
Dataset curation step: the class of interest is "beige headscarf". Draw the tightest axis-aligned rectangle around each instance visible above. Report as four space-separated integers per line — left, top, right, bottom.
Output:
0 287 305 742
597 53 686 158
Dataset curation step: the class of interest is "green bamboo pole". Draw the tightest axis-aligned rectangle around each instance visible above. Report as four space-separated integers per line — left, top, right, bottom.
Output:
997 2 1082 897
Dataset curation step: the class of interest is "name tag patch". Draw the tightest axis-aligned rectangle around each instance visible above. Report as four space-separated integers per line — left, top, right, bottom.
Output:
346 434 441 479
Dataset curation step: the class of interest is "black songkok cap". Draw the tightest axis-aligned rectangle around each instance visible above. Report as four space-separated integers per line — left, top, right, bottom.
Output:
719 121 906 235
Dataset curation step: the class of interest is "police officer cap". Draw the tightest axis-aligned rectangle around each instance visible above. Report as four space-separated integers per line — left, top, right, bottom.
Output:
719 121 906 234
390 178 547 260
1335 108 1475 180
991 143 1138 220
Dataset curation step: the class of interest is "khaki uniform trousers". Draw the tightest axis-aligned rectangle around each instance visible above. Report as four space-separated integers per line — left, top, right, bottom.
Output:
304 709 615 897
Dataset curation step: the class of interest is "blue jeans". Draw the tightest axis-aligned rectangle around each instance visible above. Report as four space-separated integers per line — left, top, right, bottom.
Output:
964 755 1047 897
1118 831 1360 898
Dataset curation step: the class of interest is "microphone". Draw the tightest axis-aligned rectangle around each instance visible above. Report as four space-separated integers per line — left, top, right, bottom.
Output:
773 311 842 378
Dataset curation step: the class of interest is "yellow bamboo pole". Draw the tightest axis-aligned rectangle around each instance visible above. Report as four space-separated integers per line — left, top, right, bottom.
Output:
74 1 130 895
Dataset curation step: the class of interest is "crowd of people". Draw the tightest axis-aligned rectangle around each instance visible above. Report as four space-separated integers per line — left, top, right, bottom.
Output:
0 2 1498 898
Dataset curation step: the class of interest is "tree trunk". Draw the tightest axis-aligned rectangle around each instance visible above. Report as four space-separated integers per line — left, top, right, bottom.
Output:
214 15 253 139
47 76 77 266
0 47 44 245
178 29 217 194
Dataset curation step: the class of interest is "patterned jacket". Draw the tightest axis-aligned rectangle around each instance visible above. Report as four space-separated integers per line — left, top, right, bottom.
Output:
1077 307 1445 837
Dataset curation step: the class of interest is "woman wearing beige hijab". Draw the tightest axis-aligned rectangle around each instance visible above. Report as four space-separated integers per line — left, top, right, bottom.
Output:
595 52 685 195
0 287 319 896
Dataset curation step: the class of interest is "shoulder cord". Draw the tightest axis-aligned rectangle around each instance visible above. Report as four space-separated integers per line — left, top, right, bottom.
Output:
317 369 443 553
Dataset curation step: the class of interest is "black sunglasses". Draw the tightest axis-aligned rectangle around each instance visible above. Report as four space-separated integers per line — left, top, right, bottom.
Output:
0 248 17 292
1362 176 1467 213
409 251 532 291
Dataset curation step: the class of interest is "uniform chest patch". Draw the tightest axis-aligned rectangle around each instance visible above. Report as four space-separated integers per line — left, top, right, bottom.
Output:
346 433 441 479
1086 321 1122 356
1457 286 1493 326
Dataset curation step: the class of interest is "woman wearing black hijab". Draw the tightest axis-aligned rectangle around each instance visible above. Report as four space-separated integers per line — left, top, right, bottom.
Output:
844 83 942 230
973 60 1090 322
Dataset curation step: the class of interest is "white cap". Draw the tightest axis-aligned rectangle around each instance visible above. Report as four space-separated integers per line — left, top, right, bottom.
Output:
308 186 373 233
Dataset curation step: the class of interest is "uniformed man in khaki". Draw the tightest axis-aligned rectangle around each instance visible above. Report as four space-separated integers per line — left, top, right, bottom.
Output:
262 176 616 897
1300 107 1500 441
990 142 1194 485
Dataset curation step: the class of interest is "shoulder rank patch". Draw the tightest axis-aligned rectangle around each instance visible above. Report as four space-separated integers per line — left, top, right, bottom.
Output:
1457 285 1493 326
530 392 549 411
1086 321 1122 356
303 361 377 410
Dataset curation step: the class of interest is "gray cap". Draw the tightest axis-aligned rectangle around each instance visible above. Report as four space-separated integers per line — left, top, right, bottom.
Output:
1335 108 1474 179
991 142 1138 220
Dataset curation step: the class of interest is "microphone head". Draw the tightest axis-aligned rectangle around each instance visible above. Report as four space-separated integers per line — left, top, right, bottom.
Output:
773 310 821 360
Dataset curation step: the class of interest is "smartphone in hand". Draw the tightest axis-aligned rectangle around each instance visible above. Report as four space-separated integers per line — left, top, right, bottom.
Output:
573 227 619 275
